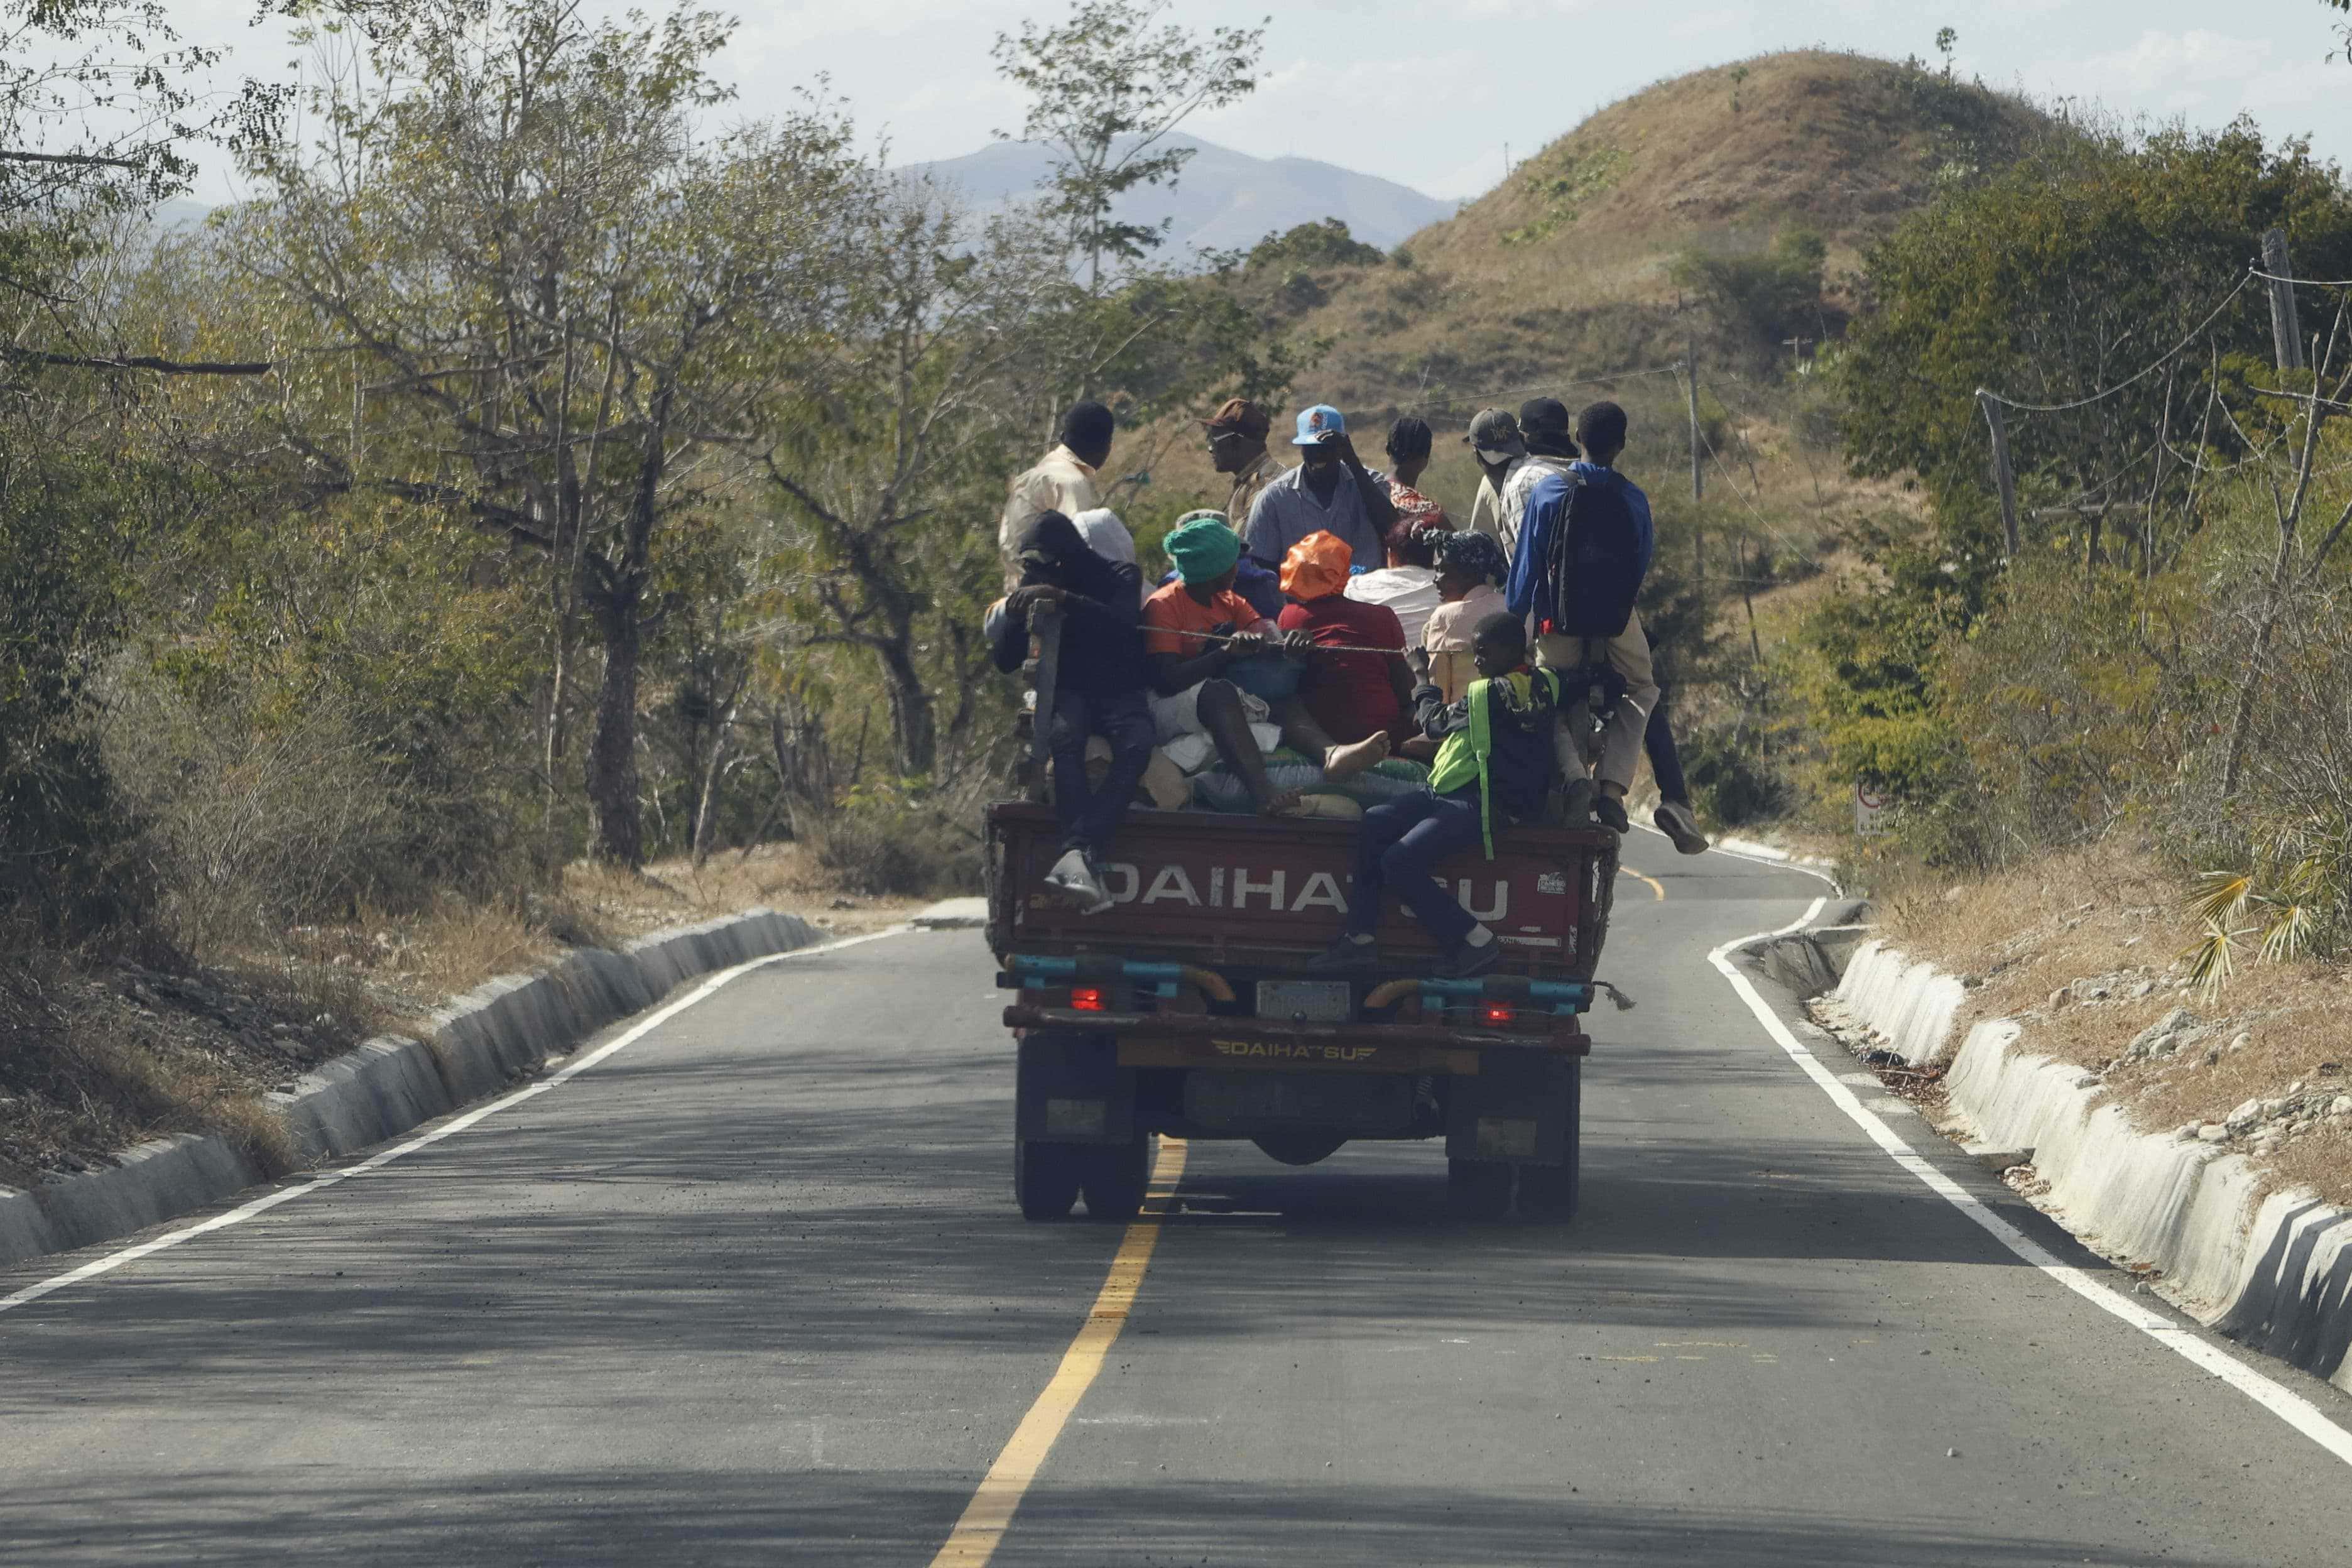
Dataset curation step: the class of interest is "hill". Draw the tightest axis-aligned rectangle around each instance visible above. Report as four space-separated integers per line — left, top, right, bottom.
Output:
1287 50 2056 418
901 135 1452 258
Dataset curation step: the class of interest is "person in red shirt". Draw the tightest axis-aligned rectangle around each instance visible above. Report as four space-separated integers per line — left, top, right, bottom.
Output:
1276 531 1428 761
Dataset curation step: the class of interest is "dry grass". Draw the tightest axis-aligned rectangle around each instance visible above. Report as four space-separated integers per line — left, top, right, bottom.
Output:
2 841 929 1184
1876 842 2352 1207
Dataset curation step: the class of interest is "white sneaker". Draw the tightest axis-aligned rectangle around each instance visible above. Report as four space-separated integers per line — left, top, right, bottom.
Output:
1653 799 1710 856
1043 848 1107 908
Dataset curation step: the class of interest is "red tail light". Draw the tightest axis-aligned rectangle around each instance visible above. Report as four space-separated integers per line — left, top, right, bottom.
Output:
1481 1002 1515 1025
1070 987 1106 1012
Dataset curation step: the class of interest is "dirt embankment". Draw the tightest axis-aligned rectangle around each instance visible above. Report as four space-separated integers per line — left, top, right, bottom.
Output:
1878 845 2352 1208
1 844 923 1189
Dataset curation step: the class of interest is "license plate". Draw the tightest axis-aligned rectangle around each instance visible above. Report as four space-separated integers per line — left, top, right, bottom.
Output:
1255 979 1353 1023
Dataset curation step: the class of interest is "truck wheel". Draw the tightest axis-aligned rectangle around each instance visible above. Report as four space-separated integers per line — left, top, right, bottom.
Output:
1252 1133 1347 1167
1447 1158 1513 1220
1516 1159 1579 1222
1014 1139 1081 1221
1080 1134 1153 1222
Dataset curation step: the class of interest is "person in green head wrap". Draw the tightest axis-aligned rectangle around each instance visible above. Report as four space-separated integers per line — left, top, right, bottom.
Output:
1151 508 1285 618
1142 515 1310 815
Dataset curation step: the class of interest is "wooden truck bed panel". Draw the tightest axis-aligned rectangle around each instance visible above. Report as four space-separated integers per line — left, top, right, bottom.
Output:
986 802 1618 980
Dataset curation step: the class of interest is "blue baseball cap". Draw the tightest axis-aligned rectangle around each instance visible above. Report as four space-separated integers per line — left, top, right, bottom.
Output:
1291 403 1346 447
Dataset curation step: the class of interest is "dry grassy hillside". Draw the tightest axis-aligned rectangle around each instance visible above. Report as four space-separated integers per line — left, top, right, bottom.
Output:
1287 50 2050 418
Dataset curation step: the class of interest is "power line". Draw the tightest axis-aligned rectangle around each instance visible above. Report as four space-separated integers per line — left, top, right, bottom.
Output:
1976 274 2256 413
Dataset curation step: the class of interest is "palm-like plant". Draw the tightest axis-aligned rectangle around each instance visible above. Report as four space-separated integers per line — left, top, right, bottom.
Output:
2181 815 2352 997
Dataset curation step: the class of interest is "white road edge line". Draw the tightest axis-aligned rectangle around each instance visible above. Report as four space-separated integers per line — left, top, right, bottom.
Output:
1 925 914 1318
1710 899 2352 1469
1628 820 1844 893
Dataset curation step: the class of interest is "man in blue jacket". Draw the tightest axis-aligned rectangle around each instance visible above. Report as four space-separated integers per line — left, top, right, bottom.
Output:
1503 401 1662 835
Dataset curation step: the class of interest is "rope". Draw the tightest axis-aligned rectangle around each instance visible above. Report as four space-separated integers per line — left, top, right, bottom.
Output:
1976 275 2255 413
1148 623 1411 658
2250 266 2352 290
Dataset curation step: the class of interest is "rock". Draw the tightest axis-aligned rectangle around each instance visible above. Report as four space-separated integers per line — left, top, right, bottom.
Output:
2198 1124 2231 1144
2289 1080 2306 1095
2252 1138 2283 1158
2130 980 2155 998
1974 1149 2034 1173
2049 988 2070 1010
2333 1096 2352 1118
2229 1032 2251 1054
2176 1121 2202 1140
2226 1097 2267 1133
2075 1074 2103 1089
2262 1098 2289 1121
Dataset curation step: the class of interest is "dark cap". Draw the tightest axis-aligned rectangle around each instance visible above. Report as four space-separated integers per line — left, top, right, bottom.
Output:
1200 396 1271 440
1462 406 1527 458
1518 396 1572 438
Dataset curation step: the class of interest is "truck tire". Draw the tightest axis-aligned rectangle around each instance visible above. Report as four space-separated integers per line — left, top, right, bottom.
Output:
1516 1158 1578 1221
1080 1133 1153 1222
1252 1133 1347 1167
1015 1139 1081 1221
1447 1157 1513 1220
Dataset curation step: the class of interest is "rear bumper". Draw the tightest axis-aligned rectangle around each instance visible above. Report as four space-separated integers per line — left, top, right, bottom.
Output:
1001 1004 1589 1077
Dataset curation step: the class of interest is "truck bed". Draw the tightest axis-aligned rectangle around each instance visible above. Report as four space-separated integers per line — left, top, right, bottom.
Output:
985 802 1619 980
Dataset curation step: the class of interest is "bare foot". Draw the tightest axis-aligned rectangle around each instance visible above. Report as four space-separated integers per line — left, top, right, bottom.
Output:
1258 788 1305 817
1322 732 1390 781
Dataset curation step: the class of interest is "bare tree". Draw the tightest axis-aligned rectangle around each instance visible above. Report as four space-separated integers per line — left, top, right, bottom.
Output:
765 185 1074 777
992 0 1265 296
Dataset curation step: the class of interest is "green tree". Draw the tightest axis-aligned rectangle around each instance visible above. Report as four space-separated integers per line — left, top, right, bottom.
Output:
1840 121 2352 568
236 0 866 866
991 0 1265 295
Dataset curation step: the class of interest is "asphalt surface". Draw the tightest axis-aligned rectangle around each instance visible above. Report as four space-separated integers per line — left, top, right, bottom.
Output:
6 840 2352 1566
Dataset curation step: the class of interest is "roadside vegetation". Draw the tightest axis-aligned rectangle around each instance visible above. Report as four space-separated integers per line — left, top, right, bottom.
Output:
0 0 1303 1175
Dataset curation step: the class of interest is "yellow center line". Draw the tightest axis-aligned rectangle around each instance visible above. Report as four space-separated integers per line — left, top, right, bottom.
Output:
1621 865 1666 901
928 1136 1189 1567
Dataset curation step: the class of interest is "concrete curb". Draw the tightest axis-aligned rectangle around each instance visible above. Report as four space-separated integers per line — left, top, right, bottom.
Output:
0 906 822 1271
1824 937 1969 1067
1822 935 2352 1395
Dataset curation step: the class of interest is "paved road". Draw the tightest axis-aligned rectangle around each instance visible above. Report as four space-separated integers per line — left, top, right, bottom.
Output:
6 841 2351 1565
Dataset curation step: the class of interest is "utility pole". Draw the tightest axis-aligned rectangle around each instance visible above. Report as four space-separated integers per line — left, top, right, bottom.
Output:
2262 228 2302 371
1977 389 2020 557
1685 341 1703 503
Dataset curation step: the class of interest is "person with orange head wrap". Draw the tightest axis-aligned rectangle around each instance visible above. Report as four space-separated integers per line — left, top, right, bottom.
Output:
1275 530 1422 761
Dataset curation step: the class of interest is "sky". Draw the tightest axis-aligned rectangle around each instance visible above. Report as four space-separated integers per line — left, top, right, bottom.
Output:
158 1 2352 205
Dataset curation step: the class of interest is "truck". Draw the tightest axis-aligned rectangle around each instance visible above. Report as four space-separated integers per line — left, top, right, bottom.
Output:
986 799 1621 1223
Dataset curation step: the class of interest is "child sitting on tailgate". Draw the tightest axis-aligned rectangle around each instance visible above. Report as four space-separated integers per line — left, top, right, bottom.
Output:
1308 611 1563 980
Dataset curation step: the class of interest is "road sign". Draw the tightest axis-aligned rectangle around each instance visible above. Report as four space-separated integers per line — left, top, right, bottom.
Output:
1855 782 1888 837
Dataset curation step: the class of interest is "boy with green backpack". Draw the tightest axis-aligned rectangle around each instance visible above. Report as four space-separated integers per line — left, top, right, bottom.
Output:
1308 611 1564 979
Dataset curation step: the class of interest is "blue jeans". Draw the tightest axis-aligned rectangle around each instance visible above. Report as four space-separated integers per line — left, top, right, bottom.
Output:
1347 788 1486 949
1049 689 1155 859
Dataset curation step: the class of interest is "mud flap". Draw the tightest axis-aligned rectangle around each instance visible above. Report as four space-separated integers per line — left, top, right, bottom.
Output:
1016 1030 1138 1146
1446 1048 1579 1167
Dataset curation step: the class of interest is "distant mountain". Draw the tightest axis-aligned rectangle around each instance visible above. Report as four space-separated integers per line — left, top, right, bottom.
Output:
901 135 1451 261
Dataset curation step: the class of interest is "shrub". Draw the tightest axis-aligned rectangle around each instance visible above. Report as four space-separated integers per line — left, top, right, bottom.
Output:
1679 722 1792 829
810 784 982 897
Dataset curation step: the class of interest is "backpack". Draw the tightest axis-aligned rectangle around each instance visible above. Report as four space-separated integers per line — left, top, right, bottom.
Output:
1542 471 1645 639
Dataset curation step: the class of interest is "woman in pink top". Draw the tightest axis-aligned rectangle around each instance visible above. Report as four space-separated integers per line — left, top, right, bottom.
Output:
1420 531 1510 704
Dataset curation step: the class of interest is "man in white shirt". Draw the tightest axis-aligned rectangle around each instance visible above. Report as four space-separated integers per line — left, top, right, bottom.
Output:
1464 407 1528 554
1496 398 1582 570
999 401 1114 584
